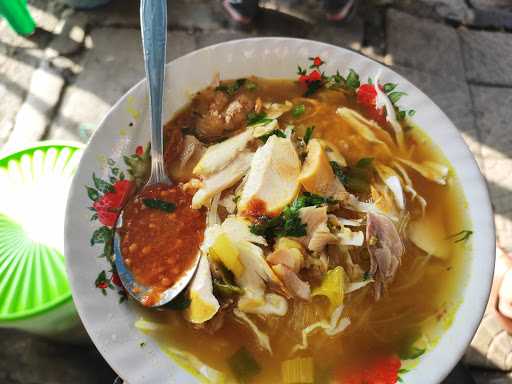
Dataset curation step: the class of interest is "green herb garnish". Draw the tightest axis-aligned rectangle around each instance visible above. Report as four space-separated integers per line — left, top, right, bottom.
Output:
330 158 374 193
228 347 261 383
249 193 334 241
213 280 244 296
140 342 146 348
446 230 473 243
215 78 246 96
245 80 257 91
304 126 314 144
142 198 176 213
258 129 286 143
400 347 426 360
247 112 273 126
292 104 306 117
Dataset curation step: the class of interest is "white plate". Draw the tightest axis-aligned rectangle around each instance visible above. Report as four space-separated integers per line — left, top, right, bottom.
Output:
65 37 495 384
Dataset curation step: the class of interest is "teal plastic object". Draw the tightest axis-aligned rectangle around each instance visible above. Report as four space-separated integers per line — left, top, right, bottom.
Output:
0 0 36 36
0 142 83 337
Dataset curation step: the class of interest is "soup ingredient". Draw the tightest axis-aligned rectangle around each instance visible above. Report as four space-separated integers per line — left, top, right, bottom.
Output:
397 158 449 185
446 229 473 243
228 347 261 383
292 305 350 353
264 101 293 119
239 135 301 216
209 233 245 278
292 104 306 117
374 163 405 211
166 346 226 383
273 264 311 300
185 256 220 324
233 309 273 353
303 126 314 144
299 206 337 252
195 91 254 139
336 107 393 155
193 129 253 176
366 212 404 299
334 355 401 384
408 212 449 259
267 247 304 274
220 217 268 246
317 138 347 166
120 184 205 305
215 78 247 96
281 357 314 384
299 139 347 200
312 266 346 312
331 157 374 194
142 198 176 212
167 135 206 182
192 151 253 208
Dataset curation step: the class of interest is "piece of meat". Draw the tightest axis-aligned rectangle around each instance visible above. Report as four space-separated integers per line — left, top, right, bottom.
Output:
272 264 311 301
298 206 337 252
267 248 303 274
194 91 255 140
168 135 206 182
366 212 404 300
164 126 184 165
191 151 253 209
239 135 301 216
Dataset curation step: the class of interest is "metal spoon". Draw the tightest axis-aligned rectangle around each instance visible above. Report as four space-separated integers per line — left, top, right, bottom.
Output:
113 0 200 307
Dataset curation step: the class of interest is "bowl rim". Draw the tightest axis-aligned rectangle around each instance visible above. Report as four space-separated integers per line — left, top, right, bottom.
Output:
65 36 496 384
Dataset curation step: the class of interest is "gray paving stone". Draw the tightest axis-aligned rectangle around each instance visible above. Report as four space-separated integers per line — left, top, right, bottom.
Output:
387 9 466 82
46 13 88 58
50 29 195 142
471 85 512 159
308 17 364 51
469 0 512 10
392 65 479 153
460 30 512 86
391 0 474 24
0 328 115 384
0 5 59 148
3 64 65 154
471 368 512 384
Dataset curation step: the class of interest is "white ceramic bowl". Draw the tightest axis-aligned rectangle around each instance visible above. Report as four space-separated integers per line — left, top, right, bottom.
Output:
65 37 495 384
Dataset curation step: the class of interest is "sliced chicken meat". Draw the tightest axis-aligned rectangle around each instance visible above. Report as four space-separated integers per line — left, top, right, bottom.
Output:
272 264 311 301
239 135 301 216
193 129 254 176
366 212 405 300
192 151 253 209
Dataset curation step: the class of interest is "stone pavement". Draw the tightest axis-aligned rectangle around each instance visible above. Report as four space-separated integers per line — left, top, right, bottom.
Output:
1 0 512 382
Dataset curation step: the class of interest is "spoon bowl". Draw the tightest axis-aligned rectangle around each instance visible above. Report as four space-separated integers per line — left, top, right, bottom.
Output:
112 0 201 307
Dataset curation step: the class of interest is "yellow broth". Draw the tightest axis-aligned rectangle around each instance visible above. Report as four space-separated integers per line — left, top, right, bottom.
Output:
142 78 470 383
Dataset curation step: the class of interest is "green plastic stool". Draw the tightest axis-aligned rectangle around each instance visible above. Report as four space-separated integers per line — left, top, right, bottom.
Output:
0 0 36 36
0 142 83 338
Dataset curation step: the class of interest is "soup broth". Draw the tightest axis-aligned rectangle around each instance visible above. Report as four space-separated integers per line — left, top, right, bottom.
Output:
137 76 470 383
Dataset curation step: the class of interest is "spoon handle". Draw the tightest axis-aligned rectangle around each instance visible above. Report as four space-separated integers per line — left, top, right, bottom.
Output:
140 0 169 184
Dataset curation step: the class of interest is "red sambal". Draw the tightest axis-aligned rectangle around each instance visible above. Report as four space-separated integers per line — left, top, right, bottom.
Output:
120 183 205 305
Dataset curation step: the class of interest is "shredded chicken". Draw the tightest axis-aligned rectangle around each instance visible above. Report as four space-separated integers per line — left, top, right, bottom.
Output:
299 206 337 252
272 264 311 301
366 212 405 300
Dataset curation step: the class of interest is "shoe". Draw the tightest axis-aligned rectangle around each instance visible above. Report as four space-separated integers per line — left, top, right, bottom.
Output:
325 0 357 23
222 0 259 25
